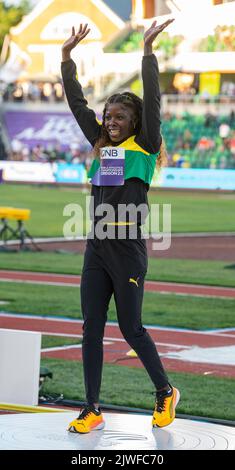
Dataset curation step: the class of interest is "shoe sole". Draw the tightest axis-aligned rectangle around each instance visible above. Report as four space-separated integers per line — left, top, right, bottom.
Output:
152 387 180 428
68 421 105 434
174 388 180 409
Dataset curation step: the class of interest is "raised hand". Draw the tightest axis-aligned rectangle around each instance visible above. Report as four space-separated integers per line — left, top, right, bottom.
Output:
144 19 174 55
62 24 90 61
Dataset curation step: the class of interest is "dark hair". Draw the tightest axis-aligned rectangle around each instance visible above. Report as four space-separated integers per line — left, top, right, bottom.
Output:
93 92 167 169
93 92 142 156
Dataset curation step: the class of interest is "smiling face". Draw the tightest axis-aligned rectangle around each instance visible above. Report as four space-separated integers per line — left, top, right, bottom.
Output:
104 103 136 143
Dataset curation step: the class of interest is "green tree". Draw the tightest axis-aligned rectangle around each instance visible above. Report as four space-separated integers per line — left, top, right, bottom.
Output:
199 25 235 52
119 31 143 53
154 32 183 60
0 0 31 57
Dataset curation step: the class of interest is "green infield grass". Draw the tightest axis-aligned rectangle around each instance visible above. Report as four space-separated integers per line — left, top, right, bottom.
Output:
40 358 235 421
1 184 235 236
41 336 82 349
1 278 234 421
1 251 235 287
0 281 234 329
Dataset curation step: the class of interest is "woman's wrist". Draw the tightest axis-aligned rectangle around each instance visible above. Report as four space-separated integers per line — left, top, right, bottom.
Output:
144 44 153 56
62 49 71 62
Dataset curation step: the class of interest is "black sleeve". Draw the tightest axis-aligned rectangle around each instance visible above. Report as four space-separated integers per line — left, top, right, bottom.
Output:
61 59 101 147
135 54 162 154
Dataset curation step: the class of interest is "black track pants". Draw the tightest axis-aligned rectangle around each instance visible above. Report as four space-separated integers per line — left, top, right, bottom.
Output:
80 238 169 405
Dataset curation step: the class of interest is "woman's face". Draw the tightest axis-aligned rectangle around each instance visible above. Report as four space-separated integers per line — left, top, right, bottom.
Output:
104 103 136 143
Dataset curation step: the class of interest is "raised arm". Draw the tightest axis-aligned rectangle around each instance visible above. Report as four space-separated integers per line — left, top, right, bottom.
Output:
61 25 101 147
136 19 174 154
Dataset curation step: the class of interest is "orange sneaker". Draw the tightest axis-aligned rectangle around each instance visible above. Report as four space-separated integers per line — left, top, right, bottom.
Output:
67 405 105 434
152 386 180 428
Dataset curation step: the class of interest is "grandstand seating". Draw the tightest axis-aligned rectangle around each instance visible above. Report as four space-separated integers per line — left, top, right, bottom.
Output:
0 107 234 169
162 113 235 169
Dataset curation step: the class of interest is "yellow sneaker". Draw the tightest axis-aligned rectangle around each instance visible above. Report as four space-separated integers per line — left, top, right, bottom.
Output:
152 386 180 428
67 405 105 434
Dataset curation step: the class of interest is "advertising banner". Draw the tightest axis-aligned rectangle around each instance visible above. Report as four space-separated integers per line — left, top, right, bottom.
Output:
3 111 86 149
152 168 235 190
0 161 55 183
1 161 234 189
199 72 221 96
55 163 87 183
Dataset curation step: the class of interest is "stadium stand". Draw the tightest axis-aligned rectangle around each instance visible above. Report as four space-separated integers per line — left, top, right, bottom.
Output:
0 108 234 170
162 111 235 169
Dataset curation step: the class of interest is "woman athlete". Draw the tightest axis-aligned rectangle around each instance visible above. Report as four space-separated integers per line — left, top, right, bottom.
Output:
61 18 180 434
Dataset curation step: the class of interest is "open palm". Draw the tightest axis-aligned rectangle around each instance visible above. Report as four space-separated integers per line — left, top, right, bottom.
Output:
62 24 90 54
144 19 174 46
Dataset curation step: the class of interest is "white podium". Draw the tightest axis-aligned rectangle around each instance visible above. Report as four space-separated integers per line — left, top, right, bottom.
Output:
0 329 41 406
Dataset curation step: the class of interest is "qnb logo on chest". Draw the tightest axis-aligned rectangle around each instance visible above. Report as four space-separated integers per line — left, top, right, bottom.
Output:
101 147 125 159
101 148 118 158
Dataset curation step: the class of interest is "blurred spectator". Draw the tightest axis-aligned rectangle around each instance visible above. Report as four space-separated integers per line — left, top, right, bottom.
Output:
229 110 235 126
204 111 216 128
21 146 30 161
0 125 7 160
183 129 193 149
197 136 215 151
221 81 235 97
12 83 24 102
2 79 64 102
53 82 64 102
219 122 230 139
230 132 235 155
28 82 41 101
3 83 14 101
11 139 23 153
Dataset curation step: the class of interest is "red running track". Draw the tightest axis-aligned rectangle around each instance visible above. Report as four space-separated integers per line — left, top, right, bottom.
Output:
1 270 235 298
0 313 234 379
